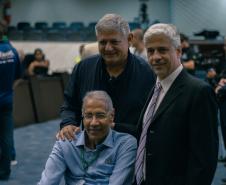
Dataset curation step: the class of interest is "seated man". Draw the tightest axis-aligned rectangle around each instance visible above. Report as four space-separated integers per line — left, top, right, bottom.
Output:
38 90 137 185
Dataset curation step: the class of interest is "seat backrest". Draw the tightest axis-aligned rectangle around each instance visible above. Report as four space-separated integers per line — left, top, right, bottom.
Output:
52 22 67 29
35 22 48 30
17 22 31 30
69 22 84 31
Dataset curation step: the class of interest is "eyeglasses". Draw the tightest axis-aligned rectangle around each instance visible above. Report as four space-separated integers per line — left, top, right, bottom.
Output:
83 112 109 121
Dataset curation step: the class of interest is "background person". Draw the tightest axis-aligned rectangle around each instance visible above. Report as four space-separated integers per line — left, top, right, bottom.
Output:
180 33 196 75
38 91 137 185
130 28 148 62
22 48 49 78
0 21 21 180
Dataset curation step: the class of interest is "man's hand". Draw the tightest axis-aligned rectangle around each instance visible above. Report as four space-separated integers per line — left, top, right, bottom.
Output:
56 125 80 141
215 78 226 93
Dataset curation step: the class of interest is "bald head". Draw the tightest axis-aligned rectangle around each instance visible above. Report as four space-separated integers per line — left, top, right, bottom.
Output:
132 28 144 41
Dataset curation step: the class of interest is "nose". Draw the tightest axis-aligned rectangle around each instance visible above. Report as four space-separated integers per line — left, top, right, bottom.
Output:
105 42 113 50
152 49 162 60
90 116 100 126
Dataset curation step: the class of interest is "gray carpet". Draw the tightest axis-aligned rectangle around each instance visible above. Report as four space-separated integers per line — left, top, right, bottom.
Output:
0 119 225 185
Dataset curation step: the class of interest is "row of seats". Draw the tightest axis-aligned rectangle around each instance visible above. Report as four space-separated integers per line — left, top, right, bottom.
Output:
8 29 96 41
14 21 141 31
7 21 141 41
15 21 96 31
13 73 69 127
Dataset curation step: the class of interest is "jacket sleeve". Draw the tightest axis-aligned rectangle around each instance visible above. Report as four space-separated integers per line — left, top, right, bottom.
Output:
60 63 82 129
186 85 219 185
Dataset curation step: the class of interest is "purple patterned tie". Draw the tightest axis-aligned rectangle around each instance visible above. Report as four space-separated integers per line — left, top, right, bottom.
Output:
135 82 162 185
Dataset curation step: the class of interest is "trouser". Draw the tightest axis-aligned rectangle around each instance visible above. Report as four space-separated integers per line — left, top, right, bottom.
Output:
0 104 13 177
221 122 226 149
219 106 226 149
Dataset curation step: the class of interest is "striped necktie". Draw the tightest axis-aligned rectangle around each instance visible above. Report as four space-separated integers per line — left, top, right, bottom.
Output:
135 82 162 185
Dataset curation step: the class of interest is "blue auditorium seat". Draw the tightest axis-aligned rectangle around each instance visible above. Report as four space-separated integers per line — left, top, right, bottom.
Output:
35 22 48 30
52 22 67 30
69 22 85 31
17 22 31 31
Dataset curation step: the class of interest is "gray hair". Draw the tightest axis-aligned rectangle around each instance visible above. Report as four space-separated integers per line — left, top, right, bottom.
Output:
82 90 114 114
144 23 181 48
95 14 130 37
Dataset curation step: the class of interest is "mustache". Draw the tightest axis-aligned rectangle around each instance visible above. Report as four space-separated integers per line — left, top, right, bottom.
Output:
103 52 116 55
151 60 166 66
87 127 101 131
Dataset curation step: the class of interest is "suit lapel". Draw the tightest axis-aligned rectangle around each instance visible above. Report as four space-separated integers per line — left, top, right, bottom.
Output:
151 70 187 124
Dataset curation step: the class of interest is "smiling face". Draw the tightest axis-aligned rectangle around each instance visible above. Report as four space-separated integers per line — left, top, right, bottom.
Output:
97 30 132 68
83 98 114 147
145 34 181 80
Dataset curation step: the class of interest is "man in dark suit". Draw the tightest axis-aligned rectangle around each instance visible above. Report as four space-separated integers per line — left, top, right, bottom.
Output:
135 23 219 185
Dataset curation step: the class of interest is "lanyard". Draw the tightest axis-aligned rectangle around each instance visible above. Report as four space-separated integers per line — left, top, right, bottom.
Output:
80 148 102 171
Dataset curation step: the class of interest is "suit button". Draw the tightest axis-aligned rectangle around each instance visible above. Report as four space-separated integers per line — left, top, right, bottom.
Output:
150 130 154 134
147 153 153 157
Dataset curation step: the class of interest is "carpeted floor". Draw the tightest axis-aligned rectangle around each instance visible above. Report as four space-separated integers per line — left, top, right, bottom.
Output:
0 119 225 185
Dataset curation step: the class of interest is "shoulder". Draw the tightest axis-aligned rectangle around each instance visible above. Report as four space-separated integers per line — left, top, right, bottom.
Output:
111 130 137 146
180 71 215 98
71 55 101 76
56 132 82 149
129 53 155 78
185 72 211 90
131 53 148 67
79 54 100 66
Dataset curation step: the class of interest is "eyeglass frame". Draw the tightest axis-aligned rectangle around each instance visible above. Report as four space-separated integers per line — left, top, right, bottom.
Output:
82 111 111 121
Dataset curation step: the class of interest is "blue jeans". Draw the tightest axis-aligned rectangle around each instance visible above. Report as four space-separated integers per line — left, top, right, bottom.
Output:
0 104 13 177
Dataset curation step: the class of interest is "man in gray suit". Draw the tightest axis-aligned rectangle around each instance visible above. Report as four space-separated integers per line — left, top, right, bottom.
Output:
135 23 219 185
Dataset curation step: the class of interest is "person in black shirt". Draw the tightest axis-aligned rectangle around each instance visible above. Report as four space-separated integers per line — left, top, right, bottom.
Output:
180 33 196 75
57 14 155 140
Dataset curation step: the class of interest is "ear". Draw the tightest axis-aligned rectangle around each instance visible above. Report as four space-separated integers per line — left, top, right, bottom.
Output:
110 109 115 122
128 33 133 43
176 46 182 59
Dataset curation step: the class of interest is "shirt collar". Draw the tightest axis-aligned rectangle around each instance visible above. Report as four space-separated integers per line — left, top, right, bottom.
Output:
157 64 183 93
75 129 114 149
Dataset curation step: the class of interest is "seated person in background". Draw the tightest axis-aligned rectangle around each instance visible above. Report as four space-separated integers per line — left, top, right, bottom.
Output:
38 90 137 185
130 28 148 61
180 33 196 75
28 48 49 76
22 48 49 77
